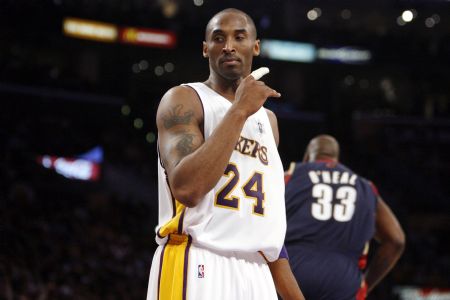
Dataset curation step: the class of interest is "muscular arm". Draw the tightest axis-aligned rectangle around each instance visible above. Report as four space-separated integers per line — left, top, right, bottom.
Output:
268 258 305 300
364 197 405 293
157 77 280 207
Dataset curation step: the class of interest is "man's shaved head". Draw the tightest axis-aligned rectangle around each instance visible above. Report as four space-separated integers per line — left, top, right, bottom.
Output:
205 8 257 40
304 134 340 162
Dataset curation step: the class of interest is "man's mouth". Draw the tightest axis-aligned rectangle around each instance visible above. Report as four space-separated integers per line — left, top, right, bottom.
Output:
220 57 241 65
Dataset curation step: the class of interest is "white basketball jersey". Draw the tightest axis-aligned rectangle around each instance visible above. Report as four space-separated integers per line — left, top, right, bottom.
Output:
156 82 286 261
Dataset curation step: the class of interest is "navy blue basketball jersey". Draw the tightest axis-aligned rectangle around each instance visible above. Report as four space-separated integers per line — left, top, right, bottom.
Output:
285 160 378 300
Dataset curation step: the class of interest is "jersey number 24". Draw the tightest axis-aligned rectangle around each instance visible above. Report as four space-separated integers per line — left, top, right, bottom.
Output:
215 163 265 216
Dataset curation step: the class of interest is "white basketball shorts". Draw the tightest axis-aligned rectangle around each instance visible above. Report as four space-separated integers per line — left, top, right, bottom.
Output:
146 234 278 300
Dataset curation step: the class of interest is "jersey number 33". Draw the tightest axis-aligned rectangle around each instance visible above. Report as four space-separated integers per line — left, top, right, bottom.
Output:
311 183 357 222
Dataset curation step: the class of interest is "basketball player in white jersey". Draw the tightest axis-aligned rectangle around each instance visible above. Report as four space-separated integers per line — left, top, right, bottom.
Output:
147 8 304 300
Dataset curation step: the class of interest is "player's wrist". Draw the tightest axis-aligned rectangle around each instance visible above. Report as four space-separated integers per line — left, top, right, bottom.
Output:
227 105 250 121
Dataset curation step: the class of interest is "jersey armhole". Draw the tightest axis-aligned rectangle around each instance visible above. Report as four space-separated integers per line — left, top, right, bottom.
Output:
181 84 205 140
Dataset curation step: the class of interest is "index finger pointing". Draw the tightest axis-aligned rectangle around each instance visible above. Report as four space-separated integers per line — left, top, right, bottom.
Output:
250 67 270 80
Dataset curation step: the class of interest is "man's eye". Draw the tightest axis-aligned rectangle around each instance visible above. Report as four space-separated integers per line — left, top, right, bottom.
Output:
236 35 245 41
214 36 224 42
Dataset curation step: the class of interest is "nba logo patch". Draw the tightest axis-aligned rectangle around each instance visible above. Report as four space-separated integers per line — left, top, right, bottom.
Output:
257 121 265 134
198 264 205 278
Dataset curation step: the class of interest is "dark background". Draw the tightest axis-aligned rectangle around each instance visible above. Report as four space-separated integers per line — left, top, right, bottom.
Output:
1 0 449 299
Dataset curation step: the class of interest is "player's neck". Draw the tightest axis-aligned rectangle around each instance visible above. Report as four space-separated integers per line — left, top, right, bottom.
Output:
204 75 241 102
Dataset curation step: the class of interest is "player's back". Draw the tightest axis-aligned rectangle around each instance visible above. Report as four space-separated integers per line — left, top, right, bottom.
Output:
285 160 378 300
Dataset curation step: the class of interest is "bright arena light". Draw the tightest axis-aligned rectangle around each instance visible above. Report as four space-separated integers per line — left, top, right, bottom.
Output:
193 0 203 6
402 10 414 23
307 10 319 21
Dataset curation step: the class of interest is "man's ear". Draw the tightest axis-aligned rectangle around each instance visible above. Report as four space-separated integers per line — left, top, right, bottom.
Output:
253 39 260 56
202 41 208 58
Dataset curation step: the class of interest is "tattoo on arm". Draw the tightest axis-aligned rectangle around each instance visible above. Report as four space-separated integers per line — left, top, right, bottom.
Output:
163 104 194 129
164 130 196 168
176 131 195 157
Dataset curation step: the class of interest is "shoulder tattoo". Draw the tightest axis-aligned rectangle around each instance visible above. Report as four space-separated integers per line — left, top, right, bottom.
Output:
162 104 194 129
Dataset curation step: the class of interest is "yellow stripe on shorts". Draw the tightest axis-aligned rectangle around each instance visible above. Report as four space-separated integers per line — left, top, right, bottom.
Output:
158 201 186 238
158 234 192 300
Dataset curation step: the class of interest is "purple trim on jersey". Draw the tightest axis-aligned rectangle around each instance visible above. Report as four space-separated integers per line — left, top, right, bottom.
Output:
178 208 186 234
157 244 167 300
156 228 163 239
182 236 193 300
278 245 289 260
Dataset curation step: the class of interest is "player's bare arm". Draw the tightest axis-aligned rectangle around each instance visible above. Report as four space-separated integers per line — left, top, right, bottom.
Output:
364 197 405 293
157 79 279 208
268 258 305 300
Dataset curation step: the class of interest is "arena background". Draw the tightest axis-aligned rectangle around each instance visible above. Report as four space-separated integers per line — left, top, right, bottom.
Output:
1 0 449 299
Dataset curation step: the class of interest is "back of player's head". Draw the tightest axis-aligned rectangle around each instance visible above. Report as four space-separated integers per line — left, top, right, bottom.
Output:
304 134 340 162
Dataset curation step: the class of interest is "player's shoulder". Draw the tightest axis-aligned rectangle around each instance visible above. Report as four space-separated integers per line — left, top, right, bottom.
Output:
264 108 277 122
292 161 311 174
344 166 377 192
160 85 200 105
156 84 203 125
158 85 202 112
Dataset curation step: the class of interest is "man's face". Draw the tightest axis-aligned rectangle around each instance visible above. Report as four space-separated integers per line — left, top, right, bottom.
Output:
203 12 260 80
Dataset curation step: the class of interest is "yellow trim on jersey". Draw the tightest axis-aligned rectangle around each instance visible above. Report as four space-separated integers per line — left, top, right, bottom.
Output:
159 234 191 300
158 201 186 238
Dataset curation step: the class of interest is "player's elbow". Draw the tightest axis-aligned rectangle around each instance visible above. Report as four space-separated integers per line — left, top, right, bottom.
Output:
170 185 203 208
389 229 406 255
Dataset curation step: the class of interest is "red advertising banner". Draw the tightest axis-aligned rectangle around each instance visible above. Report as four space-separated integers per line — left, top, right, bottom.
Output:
120 27 177 48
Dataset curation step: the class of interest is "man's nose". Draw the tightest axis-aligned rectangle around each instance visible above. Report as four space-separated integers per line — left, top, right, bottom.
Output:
222 38 236 53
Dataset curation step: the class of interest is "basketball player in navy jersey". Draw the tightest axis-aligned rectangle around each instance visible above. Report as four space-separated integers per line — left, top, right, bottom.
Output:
146 8 304 300
284 135 405 300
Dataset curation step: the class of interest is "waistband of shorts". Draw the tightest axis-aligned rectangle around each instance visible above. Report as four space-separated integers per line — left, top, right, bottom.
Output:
164 234 269 264
167 233 191 245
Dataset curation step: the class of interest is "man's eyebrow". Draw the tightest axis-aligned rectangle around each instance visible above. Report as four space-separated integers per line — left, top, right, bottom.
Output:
211 29 224 35
234 29 248 34
211 28 248 35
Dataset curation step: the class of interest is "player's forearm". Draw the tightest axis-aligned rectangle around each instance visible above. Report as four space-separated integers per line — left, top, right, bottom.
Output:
364 241 405 293
268 259 305 300
169 107 247 207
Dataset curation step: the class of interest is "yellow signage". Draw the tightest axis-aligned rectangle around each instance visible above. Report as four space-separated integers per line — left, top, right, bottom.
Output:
63 17 118 42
